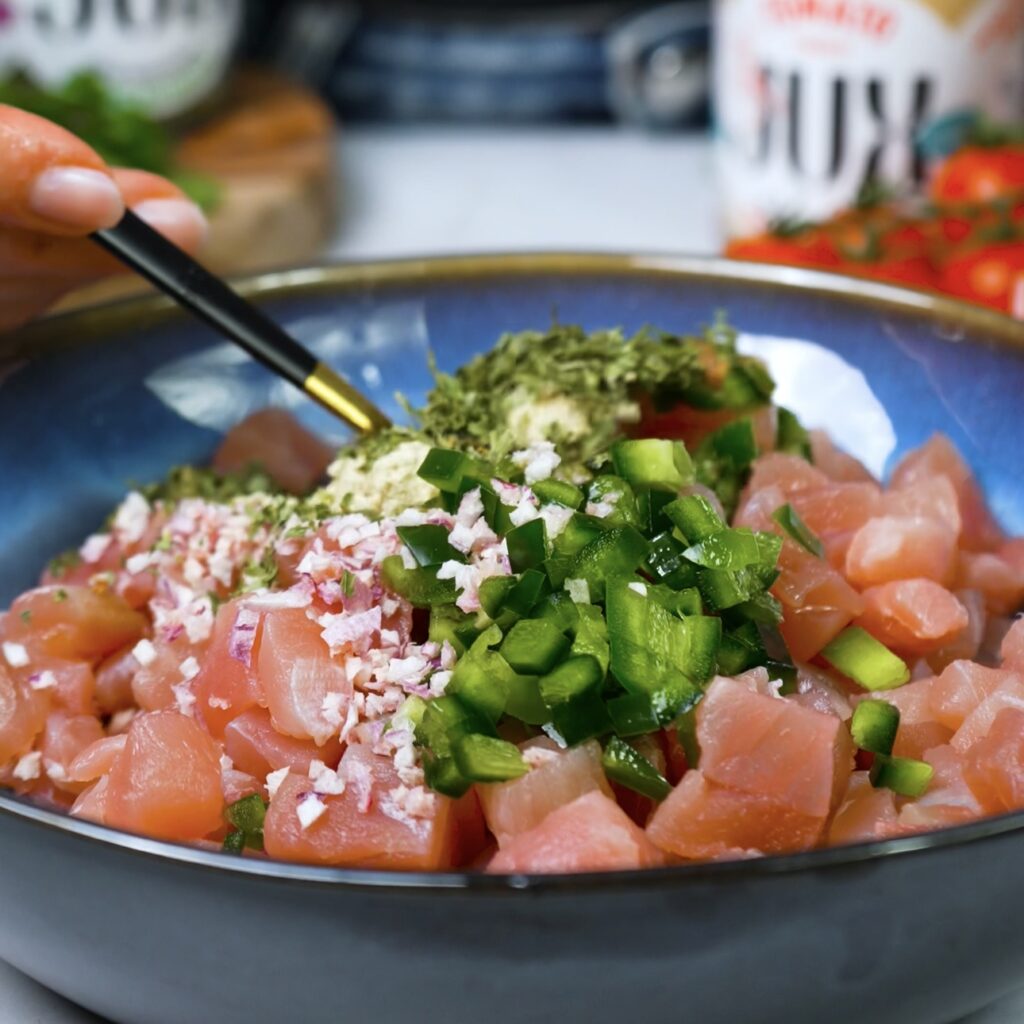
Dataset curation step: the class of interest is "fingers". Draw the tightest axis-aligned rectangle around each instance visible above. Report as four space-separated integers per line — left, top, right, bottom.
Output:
111 169 209 255
0 113 211 333
0 170 208 281
0 106 124 235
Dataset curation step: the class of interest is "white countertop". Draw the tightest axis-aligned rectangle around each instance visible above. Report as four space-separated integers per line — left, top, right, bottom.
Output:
326 125 725 259
4 125 1023 1023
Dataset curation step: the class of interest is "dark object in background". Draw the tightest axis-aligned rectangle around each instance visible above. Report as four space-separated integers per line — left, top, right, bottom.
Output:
243 1 709 127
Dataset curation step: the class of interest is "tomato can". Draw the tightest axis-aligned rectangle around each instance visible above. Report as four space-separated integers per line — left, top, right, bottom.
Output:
714 0 1024 236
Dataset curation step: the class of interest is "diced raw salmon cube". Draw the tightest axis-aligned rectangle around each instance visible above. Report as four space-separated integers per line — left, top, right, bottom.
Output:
930 660 1017 731
647 770 825 858
789 665 855 722
809 432 875 484
856 579 969 656
7 585 146 663
882 473 962 536
1000 617 1024 672
257 607 350 745
827 772 901 846
890 434 1002 552
789 482 883 541
774 543 865 662
193 599 265 737
489 791 666 873
224 707 341 778
899 744 983 832
745 453 830 496
962 708 1024 814
70 774 109 825
7 655 96 717
263 744 456 870
94 645 140 716
213 408 336 495
103 710 224 842
68 734 128 783
955 551 1024 616
927 589 986 671
845 516 957 588
951 678 1024 753
696 675 854 818
0 665 49 764
131 634 206 713
478 738 611 844
40 711 104 793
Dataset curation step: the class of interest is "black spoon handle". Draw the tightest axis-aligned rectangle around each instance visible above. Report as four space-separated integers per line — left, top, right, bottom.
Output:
92 210 390 433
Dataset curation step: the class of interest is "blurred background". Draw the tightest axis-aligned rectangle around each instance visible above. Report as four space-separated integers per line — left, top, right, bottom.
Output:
0 0 1022 312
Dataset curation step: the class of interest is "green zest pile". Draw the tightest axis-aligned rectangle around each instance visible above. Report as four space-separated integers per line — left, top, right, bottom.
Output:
324 320 778 515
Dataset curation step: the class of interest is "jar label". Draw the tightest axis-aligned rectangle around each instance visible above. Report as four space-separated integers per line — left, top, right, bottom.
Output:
714 0 1024 235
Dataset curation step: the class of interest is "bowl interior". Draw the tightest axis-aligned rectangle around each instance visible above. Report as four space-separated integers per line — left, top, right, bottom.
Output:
1 255 1021 610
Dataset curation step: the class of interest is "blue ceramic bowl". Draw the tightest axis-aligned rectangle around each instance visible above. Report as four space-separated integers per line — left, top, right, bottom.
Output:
1 255 1023 1024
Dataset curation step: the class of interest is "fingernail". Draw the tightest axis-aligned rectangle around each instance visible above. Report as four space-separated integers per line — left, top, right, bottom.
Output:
29 166 124 229
132 198 209 249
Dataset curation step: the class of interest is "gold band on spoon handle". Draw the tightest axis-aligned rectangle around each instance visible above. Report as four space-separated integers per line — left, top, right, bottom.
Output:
304 361 392 434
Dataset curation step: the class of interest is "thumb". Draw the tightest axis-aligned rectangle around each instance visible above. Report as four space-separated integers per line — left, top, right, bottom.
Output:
0 105 124 236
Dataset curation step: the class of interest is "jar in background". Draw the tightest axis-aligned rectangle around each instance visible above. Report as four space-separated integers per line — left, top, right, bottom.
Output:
713 0 1024 237
0 0 242 119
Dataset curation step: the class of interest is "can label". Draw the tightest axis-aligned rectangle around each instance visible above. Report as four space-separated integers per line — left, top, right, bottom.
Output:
714 0 1024 235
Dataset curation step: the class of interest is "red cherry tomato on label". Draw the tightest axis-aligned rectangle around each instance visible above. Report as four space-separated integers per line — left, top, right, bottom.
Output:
930 145 1024 206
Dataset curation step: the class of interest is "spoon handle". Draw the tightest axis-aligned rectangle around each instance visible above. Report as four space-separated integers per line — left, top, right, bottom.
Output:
93 210 390 434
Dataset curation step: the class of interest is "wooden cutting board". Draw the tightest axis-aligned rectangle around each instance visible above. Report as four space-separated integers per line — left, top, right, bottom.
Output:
56 68 339 311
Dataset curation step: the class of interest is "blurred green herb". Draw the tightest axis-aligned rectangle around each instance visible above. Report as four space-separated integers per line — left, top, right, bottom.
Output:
361 321 773 472
0 72 220 211
46 549 81 579
141 463 279 505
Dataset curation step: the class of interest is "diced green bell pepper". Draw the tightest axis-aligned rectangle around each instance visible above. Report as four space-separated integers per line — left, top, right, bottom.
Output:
428 604 479 656
538 654 604 707
821 627 910 691
382 556 457 608
396 524 465 567
683 528 763 570
570 604 610 674
479 575 516 619
532 478 585 509
602 736 671 802
663 494 725 544
586 475 642 528
452 734 528 783
610 438 695 492
851 699 901 756
645 531 699 590
501 618 572 675
772 503 824 557
417 448 470 492
504 673 551 726
552 513 609 559
869 754 933 798
506 518 548 573
606 576 719 694
776 407 813 460
568 525 649 602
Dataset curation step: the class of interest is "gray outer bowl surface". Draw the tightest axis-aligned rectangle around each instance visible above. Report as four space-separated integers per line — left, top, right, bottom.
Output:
3 801 1024 1024
2 254 1024 1024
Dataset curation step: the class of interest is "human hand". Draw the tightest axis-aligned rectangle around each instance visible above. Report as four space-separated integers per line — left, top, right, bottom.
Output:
0 105 208 332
